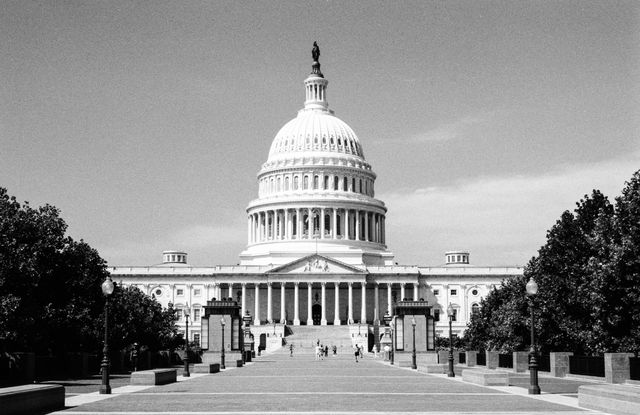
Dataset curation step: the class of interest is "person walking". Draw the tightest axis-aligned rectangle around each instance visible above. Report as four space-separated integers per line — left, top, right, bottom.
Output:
354 344 359 363
289 343 294 357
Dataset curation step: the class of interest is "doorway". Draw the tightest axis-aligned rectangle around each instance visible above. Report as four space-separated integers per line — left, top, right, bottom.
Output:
312 304 322 325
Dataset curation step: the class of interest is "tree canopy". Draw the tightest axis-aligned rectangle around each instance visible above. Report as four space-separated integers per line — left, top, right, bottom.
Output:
0 187 178 354
464 170 640 355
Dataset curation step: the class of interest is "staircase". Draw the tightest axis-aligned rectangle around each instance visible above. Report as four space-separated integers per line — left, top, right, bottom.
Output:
284 325 353 354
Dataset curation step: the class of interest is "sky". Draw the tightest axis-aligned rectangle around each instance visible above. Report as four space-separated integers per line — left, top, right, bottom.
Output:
1 1 639 267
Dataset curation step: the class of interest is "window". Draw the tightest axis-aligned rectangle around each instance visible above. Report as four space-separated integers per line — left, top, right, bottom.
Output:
433 289 439 296
194 309 201 320
303 176 309 189
293 176 299 190
177 288 184 296
324 175 329 189
176 309 183 320
313 175 319 189
471 304 480 316
193 333 200 346
155 288 162 296
452 309 458 322
334 176 339 190
450 289 457 296
434 309 440 322
471 289 478 296
194 288 201 296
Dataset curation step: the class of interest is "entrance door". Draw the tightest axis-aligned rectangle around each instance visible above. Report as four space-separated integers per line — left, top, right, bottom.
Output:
312 304 322 325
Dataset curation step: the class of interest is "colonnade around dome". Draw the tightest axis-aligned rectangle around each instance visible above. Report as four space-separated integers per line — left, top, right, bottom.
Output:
247 207 386 245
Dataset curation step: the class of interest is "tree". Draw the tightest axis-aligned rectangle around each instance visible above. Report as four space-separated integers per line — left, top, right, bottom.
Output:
464 171 640 355
0 187 178 355
104 284 181 353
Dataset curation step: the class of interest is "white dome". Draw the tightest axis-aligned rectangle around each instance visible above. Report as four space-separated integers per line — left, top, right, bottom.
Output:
268 109 364 161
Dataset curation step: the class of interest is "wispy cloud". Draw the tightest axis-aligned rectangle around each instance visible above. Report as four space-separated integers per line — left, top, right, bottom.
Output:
407 113 496 143
381 152 640 266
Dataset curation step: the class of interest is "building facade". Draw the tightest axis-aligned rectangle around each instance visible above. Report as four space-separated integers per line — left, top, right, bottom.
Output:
111 47 522 346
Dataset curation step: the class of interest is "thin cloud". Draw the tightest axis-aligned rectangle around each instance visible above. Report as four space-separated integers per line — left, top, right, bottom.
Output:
381 152 640 266
407 114 495 143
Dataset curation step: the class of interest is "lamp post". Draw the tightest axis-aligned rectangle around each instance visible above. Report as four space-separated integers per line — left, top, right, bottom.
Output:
383 311 392 364
390 318 395 365
526 277 540 395
273 320 276 335
243 310 252 362
183 304 190 377
446 303 455 377
220 316 226 369
100 275 115 394
411 317 417 369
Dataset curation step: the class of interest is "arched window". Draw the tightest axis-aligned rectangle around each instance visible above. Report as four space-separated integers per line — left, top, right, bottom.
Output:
313 175 319 189
277 177 281 192
352 178 356 192
324 175 329 189
285 176 290 191
334 176 339 190
303 175 309 189
293 176 299 190
359 178 363 193
471 303 480 317
343 177 348 191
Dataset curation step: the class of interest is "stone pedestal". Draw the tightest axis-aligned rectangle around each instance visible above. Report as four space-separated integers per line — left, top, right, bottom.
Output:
438 350 459 364
605 353 633 384
465 351 477 367
513 351 529 373
486 351 499 369
550 352 573 377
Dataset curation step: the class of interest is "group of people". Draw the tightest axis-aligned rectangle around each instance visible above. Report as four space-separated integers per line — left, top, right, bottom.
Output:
315 340 337 360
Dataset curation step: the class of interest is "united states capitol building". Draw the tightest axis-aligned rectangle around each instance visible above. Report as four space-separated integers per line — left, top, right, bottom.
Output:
111 45 522 348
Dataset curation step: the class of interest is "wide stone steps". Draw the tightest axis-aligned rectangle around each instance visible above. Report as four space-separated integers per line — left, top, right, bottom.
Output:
284 325 353 353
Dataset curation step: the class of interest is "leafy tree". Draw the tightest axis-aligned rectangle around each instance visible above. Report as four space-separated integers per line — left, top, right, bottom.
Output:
464 171 640 355
0 187 178 356
104 284 181 353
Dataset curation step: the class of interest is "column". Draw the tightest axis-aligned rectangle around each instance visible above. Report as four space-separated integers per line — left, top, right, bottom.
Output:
228 283 233 300
334 282 341 325
348 282 354 324
285 209 291 240
247 215 251 243
321 282 327 325
307 283 313 325
293 282 300 325
345 209 350 240
355 211 360 240
280 283 286 323
267 282 273 323
320 208 325 239
241 283 246 317
205 283 211 302
364 211 369 241
254 284 260 325
360 283 367 324
413 283 418 300
400 283 406 302
387 283 392 315
374 283 379 323
332 209 337 240
212 283 218 300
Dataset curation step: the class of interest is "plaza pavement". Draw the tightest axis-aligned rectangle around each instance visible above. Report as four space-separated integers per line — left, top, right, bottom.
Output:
48 348 615 415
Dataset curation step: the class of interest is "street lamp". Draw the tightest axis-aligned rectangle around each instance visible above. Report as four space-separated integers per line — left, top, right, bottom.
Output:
273 320 276 335
220 316 226 369
526 277 541 395
100 275 115 394
243 310 252 363
383 311 392 364
390 318 395 365
411 317 417 370
446 303 455 378
183 304 190 377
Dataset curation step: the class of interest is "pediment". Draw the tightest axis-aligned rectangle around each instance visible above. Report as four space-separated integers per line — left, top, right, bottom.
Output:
267 254 365 275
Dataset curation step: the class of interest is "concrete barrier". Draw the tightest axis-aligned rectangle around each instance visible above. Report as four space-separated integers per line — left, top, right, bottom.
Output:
424 364 445 373
462 369 509 386
0 384 65 415
236 359 244 367
550 352 573 377
579 384 640 415
131 368 177 385
193 363 220 374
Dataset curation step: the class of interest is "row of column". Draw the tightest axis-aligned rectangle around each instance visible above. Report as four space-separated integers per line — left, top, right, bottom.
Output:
233 281 419 326
247 207 385 245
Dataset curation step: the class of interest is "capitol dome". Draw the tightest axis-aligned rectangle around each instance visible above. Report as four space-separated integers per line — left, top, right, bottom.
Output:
240 44 394 267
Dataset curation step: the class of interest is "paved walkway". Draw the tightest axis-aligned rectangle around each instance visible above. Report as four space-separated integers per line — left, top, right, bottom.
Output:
49 349 613 415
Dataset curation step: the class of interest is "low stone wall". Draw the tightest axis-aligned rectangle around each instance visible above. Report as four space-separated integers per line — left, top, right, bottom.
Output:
462 369 509 386
0 384 65 415
578 384 640 415
131 369 177 385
